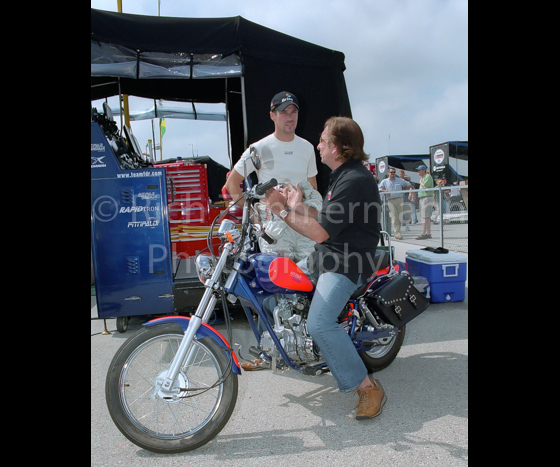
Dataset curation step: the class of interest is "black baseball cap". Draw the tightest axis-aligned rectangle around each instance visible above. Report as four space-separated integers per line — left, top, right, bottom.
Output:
270 91 299 112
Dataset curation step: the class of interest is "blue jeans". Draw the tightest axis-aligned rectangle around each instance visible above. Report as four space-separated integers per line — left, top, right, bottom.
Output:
297 258 368 393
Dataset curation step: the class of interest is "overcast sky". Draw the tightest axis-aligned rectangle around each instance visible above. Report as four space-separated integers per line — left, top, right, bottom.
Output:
91 0 468 169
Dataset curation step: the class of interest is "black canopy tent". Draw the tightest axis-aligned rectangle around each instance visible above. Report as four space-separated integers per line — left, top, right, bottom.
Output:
91 9 352 195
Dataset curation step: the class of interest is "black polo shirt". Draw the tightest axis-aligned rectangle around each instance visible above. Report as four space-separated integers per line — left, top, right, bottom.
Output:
309 158 381 284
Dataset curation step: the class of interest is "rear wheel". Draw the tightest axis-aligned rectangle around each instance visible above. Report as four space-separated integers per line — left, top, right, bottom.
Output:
105 323 238 453
358 325 406 372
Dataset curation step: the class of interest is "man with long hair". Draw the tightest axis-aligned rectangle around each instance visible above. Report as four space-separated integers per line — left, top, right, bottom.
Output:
265 116 386 420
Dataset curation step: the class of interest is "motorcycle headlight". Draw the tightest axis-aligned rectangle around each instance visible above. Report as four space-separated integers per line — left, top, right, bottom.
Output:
195 253 214 284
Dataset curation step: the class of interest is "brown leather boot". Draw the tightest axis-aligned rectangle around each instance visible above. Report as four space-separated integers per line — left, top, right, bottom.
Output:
355 379 387 420
240 358 270 371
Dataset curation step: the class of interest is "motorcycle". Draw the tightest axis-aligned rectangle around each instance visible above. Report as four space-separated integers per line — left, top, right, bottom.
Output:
105 149 429 454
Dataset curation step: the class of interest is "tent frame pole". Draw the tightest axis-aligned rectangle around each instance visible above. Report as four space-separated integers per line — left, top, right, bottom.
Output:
240 76 248 150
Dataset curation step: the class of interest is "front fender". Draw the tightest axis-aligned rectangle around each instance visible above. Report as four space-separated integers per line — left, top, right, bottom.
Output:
144 316 241 375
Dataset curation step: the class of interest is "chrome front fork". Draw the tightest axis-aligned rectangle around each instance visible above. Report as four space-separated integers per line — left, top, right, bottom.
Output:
160 243 233 394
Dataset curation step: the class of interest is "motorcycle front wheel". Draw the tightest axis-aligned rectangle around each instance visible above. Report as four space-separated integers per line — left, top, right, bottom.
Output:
105 323 238 454
359 325 406 373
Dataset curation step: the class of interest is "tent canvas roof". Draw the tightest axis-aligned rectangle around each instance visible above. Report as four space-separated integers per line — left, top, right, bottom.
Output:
91 9 352 194
91 10 347 68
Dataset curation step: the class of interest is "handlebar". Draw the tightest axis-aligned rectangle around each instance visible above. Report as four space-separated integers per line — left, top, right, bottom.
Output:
207 177 279 255
255 178 278 196
259 231 276 245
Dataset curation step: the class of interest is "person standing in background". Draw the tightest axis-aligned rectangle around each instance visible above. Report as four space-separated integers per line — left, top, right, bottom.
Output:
378 168 412 240
414 164 434 240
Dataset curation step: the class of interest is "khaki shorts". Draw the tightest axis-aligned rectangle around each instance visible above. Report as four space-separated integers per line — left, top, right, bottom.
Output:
419 196 434 219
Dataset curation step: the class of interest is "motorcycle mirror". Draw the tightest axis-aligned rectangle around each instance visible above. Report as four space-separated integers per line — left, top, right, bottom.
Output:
242 145 261 192
249 145 261 170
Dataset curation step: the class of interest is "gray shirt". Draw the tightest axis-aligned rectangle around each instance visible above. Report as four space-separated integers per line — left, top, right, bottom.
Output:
378 176 411 198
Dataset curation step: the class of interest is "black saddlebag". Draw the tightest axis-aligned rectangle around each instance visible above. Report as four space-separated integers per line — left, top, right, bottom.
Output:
365 273 429 327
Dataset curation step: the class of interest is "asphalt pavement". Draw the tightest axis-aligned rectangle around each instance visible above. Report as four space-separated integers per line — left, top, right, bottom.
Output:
91 242 468 466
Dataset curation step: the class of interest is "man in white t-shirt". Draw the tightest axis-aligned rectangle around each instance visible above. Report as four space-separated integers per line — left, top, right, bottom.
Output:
225 91 318 198
224 91 321 260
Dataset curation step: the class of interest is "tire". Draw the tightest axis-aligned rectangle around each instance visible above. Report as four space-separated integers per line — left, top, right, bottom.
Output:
116 316 129 333
358 325 406 373
105 323 238 453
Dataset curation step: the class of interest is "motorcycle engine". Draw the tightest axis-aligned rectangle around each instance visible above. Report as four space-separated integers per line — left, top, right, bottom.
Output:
259 294 323 365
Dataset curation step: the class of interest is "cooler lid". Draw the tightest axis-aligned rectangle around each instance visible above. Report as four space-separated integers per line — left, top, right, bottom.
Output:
406 249 467 264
